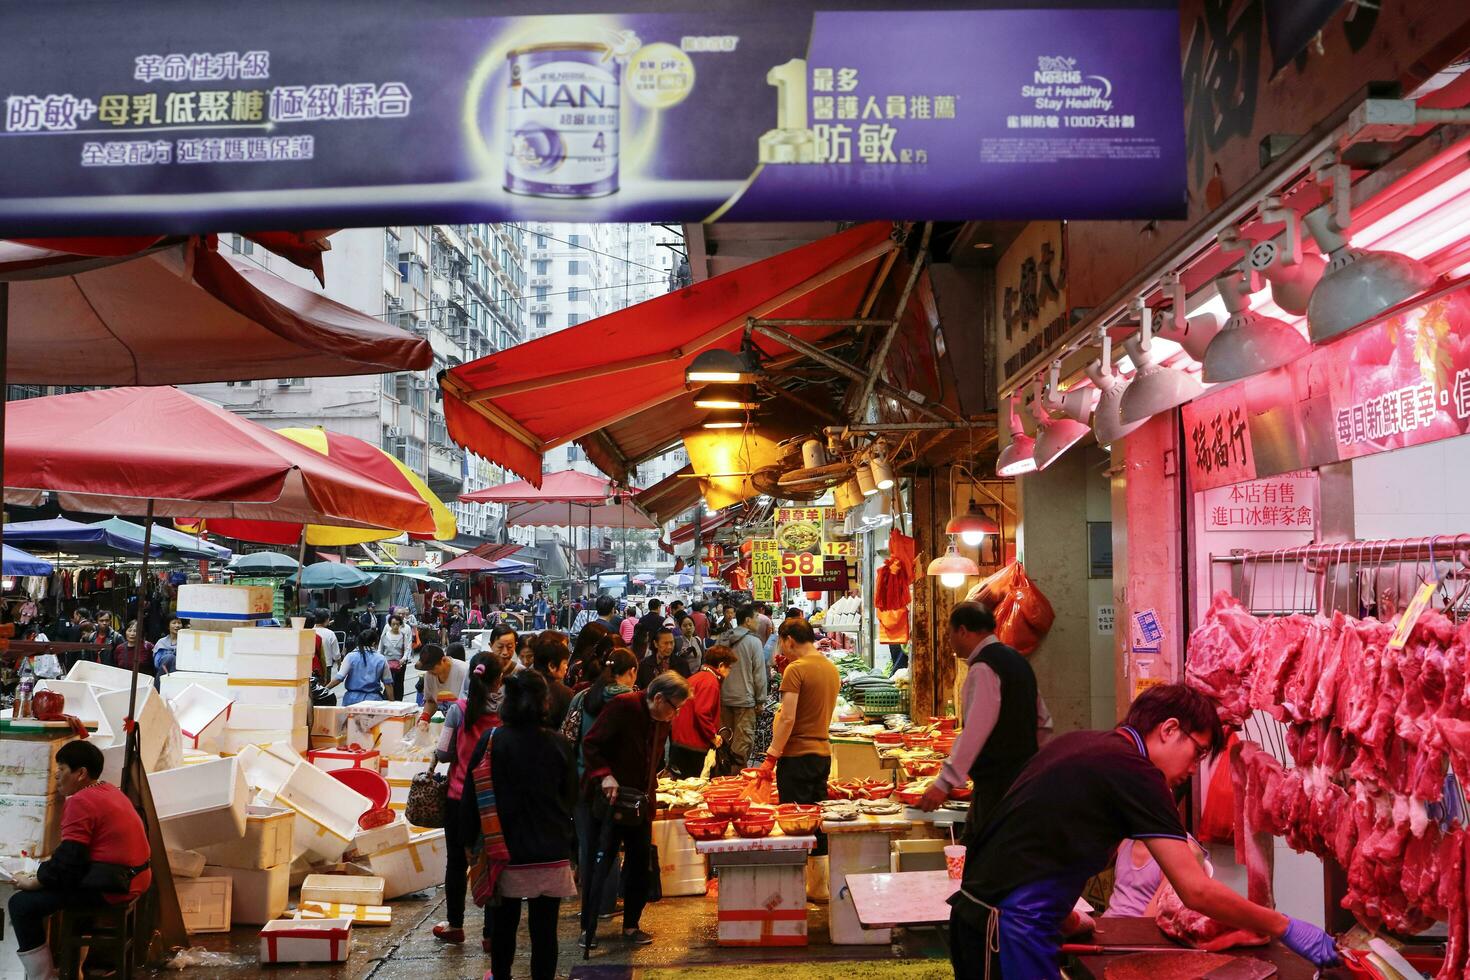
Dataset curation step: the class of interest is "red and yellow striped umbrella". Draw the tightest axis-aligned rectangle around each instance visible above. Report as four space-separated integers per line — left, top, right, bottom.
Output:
181 426 455 546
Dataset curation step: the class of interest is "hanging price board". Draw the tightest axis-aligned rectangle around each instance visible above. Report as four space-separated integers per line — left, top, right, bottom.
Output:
823 540 854 558
751 539 779 603
779 551 823 576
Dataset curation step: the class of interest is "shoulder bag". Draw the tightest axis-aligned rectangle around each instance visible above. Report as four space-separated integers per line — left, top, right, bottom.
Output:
405 760 448 828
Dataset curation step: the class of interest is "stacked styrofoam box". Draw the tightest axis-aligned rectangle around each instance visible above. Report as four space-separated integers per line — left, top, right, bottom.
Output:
151 756 250 851
97 684 183 771
177 875 233 933
653 816 708 897
161 670 231 701
383 758 430 816
0 733 74 859
222 628 313 752
347 815 410 860
168 683 233 752
274 761 373 864
176 628 232 674
236 742 304 804
41 669 182 783
176 583 273 623
196 805 294 869
365 828 446 899
205 863 288 925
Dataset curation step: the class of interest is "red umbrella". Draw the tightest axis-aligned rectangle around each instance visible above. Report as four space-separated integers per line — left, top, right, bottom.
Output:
459 469 656 529
0 237 429 384
4 387 435 534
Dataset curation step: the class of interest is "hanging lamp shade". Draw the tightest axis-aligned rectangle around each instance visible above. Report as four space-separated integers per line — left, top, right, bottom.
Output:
686 348 758 383
692 383 760 410
869 455 895 491
700 409 745 429
1033 368 1094 470
1303 203 1436 344
1201 268 1310 383
1118 306 1204 424
996 393 1037 477
926 539 981 588
854 462 879 496
946 504 1000 545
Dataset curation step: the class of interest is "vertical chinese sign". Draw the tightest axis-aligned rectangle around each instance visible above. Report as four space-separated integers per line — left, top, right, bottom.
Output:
750 539 779 603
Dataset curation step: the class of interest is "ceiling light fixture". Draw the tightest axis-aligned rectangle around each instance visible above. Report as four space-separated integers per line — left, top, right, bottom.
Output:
1304 156 1437 344
1154 271 1221 363
692 383 760 410
1085 328 1145 448
1200 265 1310 383
926 537 981 588
995 393 1037 477
1033 368 1094 470
686 348 758 384
854 462 879 496
1119 300 1205 424
1248 195 1326 316
869 440 895 490
946 503 1000 546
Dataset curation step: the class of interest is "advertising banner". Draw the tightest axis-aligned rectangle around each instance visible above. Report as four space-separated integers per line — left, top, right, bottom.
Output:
750 538 779 603
1183 280 1470 492
0 1 1186 235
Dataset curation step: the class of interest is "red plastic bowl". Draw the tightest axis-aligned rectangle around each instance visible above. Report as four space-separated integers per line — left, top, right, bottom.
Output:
905 760 943 778
706 796 751 819
328 766 391 810
873 731 904 745
897 787 925 807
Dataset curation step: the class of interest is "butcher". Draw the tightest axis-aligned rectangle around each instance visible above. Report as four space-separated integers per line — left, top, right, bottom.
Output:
948 683 1339 979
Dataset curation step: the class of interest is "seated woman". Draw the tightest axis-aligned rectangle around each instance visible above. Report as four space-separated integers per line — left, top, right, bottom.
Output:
1105 834 1210 917
10 740 151 980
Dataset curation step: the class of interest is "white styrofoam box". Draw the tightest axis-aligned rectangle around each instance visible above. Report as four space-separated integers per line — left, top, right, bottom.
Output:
161 670 231 702
221 727 307 755
309 707 347 737
171 684 234 749
231 627 313 658
0 733 75 797
290 809 352 865
308 734 344 753
384 759 429 782
151 756 249 851
300 874 385 907
295 901 391 926
64 660 150 694
205 863 288 925
306 748 380 773
653 817 707 897
228 701 308 732
348 816 410 859
716 864 807 947
33 680 112 742
287 853 315 889
96 685 179 771
386 777 411 810
230 652 313 681
168 848 207 879
197 805 294 870
236 744 295 802
276 762 372 842
0 795 59 858
177 583 273 621
258 918 351 964
366 829 446 899
178 875 232 933
227 678 310 706
176 629 232 674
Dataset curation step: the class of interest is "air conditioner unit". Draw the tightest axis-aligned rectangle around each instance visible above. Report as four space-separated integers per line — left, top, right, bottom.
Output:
387 297 404 312
276 379 295 387
384 425 404 438
398 250 414 262
411 377 431 390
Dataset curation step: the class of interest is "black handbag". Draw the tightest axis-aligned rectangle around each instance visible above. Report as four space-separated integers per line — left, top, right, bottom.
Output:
646 843 663 903
81 860 149 894
593 785 650 827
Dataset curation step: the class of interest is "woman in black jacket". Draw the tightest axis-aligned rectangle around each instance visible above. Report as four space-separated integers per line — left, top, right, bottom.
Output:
462 669 577 980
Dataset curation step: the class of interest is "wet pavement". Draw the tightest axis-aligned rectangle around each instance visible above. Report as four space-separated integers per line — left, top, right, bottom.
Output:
158 887 948 979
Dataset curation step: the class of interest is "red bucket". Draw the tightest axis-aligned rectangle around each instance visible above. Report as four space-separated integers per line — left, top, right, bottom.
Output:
328 766 391 810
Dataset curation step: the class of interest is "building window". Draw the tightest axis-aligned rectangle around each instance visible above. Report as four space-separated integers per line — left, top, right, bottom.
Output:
567 286 580 302
567 313 581 327
568 260 581 276
568 234 583 247
385 232 399 263
535 234 547 248
534 285 548 301
229 234 255 256
534 259 549 275
533 313 549 329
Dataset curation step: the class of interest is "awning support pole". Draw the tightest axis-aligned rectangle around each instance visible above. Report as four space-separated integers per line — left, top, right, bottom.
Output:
121 499 154 796
852 222 932 420
751 321 947 422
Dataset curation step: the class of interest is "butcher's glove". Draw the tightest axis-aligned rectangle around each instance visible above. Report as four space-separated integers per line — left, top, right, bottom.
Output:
1281 917 1339 967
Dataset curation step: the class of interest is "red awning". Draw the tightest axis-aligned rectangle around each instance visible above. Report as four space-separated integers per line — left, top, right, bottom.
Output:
441 222 900 485
669 509 740 545
459 470 656 529
468 543 523 563
0 238 429 384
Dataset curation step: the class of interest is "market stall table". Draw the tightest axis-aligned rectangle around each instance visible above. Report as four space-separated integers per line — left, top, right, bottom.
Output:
1065 917 1317 979
694 834 815 947
847 869 958 930
822 812 912 944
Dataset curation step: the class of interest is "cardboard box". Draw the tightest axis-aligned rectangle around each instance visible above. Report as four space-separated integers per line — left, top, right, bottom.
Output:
197 805 294 870
300 874 384 907
175 629 232 673
258 918 351 963
295 901 391 925
177 876 233 933
176 583 273 621
204 863 288 925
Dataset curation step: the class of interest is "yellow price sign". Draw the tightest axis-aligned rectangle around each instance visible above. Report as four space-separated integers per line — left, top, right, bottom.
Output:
1389 580 1438 650
823 541 854 558
750 539 779 602
779 552 822 576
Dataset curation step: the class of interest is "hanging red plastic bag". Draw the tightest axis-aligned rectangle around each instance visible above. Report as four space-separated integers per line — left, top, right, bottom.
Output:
980 562 1054 655
968 562 1018 609
1010 562 1055 636
1197 731 1239 844
877 607 909 644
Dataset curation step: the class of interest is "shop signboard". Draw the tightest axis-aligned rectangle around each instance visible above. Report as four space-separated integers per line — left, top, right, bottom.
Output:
800 559 850 592
774 511 825 558
750 538 779 603
1182 280 1470 492
822 540 855 558
0 2 1186 235
1202 473 1316 532
779 551 823 577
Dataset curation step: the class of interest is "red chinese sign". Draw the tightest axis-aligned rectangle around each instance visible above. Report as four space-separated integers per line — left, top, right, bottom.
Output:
1181 384 1255 490
1202 474 1316 531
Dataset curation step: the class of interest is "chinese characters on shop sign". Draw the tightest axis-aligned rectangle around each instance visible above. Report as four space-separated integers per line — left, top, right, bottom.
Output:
1334 372 1470 449
807 64 954 165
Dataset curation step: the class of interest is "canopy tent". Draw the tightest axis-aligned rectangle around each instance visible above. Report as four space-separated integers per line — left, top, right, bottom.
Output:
356 564 446 586
631 573 659 584
459 470 655 529
441 222 901 486
287 562 379 590
0 238 430 384
228 552 301 575
4 517 164 559
196 426 456 546
0 231 335 282
3 544 52 577
93 518 232 562
4 387 437 534
437 552 532 575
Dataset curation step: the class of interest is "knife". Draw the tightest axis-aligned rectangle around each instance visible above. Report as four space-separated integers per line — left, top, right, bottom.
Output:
1199 960 1277 980
1060 943 1219 954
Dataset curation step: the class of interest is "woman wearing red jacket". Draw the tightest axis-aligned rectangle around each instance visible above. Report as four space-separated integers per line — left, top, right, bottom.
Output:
668 645 736 778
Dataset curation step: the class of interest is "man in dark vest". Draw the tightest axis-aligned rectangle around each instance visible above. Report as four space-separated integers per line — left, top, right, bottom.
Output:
918 601 1052 841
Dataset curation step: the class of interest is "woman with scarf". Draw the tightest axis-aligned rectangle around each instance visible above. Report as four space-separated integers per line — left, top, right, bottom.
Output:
429 651 504 948
461 668 577 980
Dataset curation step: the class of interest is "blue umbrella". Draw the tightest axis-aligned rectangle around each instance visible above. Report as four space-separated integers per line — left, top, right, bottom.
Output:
286 562 378 589
96 518 232 562
664 572 693 587
2 544 52 577
4 517 163 558
229 552 301 575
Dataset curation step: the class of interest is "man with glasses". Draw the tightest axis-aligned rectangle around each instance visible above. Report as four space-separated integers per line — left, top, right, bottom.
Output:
918 602 1051 843
948 683 1340 979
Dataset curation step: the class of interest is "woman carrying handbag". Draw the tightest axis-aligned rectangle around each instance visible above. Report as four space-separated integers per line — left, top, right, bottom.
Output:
427 651 504 948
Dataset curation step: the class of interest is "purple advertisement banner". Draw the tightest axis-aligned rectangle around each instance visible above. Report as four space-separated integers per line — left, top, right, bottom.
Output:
0 2 1186 235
